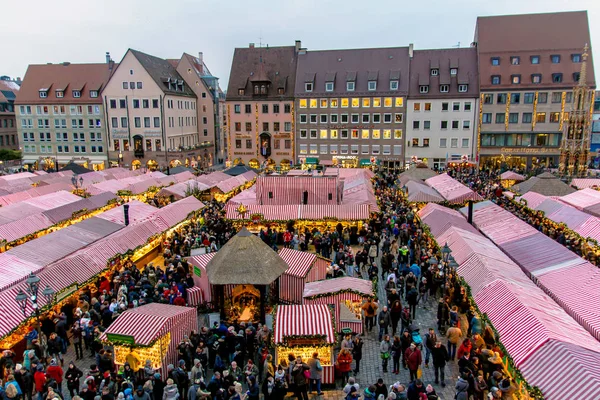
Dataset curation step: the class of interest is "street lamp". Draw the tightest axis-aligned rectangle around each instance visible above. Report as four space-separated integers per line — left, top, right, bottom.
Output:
441 243 452 263
118 151 123 167
71 175 84 189
15 273 56 335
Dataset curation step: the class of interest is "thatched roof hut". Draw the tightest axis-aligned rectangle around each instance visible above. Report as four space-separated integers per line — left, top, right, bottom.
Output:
399 166 438 186
205 227 289 285
511 172 576 196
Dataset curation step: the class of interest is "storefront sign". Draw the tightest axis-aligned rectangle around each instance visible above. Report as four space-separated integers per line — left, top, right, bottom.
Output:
275 152 291 156
193 266 202 277
106 333 136 345
499 147 559 154
112 130 129 139
56 283 78 302
143 130 162 137
235 152 255 156
333 156 358 160
285 337 325 346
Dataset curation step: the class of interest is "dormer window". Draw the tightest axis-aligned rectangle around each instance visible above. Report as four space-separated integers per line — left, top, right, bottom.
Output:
390 80 398 90
325 82 334 92
439 85 449 93
72 90 81 98
419 85 429 94
56 90 64 98
305 82 313 92
39 90 47 98
531 74 542 84
277 88 284 95
90 90 98 98
238 89 245 95
346 81 355 91
458 85 468 93
430 69 439 76
450 68 458 76
260 85 267 94
368 81 377 91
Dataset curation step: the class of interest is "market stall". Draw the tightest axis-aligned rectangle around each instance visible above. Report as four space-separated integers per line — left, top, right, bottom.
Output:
100 304 197 378
274 304 336 384
302 277 373 334
499 171 525 187
278 248 330 304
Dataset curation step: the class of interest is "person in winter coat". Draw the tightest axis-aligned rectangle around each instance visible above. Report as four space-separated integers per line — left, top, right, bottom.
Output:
134 385 151 400
437 298 450 332
454 374 469 400
391 336 402 374
351 336 363 374
405 343 422 382
65 362 83 398
162 379 179 400
336 349 353 384
456 339 472 361
473 373 488 400
368 242 378 264
291 357 309 400
405 286 419 319
378 307 392 342
389 299 403 336
374 378 388 399
18 366 34 400
306 352 323 395
379 335 391 373
406 379 426 400
430 341 449 386
46 359 64 394
445 322 462 360
34 365 46 400
363 385 377 400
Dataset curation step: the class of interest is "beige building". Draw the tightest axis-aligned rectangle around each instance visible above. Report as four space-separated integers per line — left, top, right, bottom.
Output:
14 61 113 171
103 49 203 170
0 79 19 152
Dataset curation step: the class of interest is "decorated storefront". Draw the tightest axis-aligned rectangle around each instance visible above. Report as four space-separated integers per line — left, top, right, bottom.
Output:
274 304 337 384
100 304 197 378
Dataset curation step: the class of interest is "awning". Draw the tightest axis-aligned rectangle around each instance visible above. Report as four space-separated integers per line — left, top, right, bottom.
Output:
305 157 318 165
22 159 37 164
359 159 371 166
320 160 334 166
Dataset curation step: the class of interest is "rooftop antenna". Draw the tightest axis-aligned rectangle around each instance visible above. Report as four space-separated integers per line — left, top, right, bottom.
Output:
454 42 461 48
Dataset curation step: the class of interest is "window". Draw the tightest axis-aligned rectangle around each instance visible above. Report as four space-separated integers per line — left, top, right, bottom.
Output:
412 138 419 147
111 117 118 128
419 85 429 94
134 117 141 128
320 114 328 124
448 120 457 129
413 121 420 130
523 113 533 123
393 145 402 155
109 99 116 109
551 55 561 63
368 81 377 91
119 99 126 108
309 129 317 139
536 112 546 123
451 138 458 148
511 56 520 65
566 92 573 103
308 114 317 123
538 92 548 103
234 104 242 114
462 138 469 148
495 113 505 124
450 68 457 76
422 139 429 148
273 139 280 149
524 93 534 104
497 93 507 104
72 90 81 98
234 122 241 132
536 134 549 146
442 102 449 111
430 68 439 76
351 98 359 108
383 129 391 139
424 103 431 111
319 129 327 139
284 104 291 113
463 120 470 129
350 144 359 154
305 82 313 92
458 84 468 92
509 113 519 124
142 99 149 108
346 81 355 91
383 97 392 107
390 81 398 90
440 138 447 148
309 144 318 154
351 114 359 123
440 85 449 93
464 102 471 111
383 114 392 123
300 114 307 124
441 121 448 129
551 92 562 103
245 139 252 149
572 54 582 63
531 74 542 84
414 103 421 111
310 99 317 108
152 99 159 108
341 98 349 108
351 129 359 139
394 114 403 123
341 129 349 139
491 57 500 66
154 117 160 128
482 113 492 124
318 144 327 154
531 56 540 64
424 121 430 130
362 98 371 108
552 73 563 83
273 104 280 113
39 90 47 98
243 104 251 113
369 114 376 123
325 82 334 92
361 145 370 154
263 122 269 131
330 98 339 108
573 72 581 82
143 117 150 128
511 75 521 84
550 112 560 123
133 99 140 109
491 76 501 85
383 145 391 155
453 102 460 111
262 104 269 113
511 93 520 104
361 129 370 139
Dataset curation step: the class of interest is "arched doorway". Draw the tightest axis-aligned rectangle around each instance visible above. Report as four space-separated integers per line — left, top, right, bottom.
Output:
146 160 158 171
170 159 181 168
280 159 291 171
259 132 272 158
131 160 141 170
265 158 276 171
133 135 144 157
248 159 259 169
233 158 243 166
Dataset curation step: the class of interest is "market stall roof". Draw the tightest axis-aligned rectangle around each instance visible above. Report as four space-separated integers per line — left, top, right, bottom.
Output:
559 188 600 210
41 192 117 225
499 171 525 181
570 178 600 190
515 192 548 209
0 182 75 207
168 166 194 175
425 173 482 203
398 166 438 183
151 196 203 227
224 165 259 177
418 203 478 237
0 191 79 223
205 227 289 285
196 171 231 187
299 204 370 220
59 162 92 174
303 277 373 298
95 201 157 225
511 172 576 196
406 180 444 203
278 248 317 278
225 204 300 221
100 303 197 346
227 186 258 205
275 304 336 344
216 171 257 194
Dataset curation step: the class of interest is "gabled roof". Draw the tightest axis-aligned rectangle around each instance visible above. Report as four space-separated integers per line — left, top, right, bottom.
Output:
0 80 19 104
129 49 195 97
15 63 114 105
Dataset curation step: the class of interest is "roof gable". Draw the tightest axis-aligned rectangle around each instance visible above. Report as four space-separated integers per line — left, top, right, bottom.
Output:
129 49 195 97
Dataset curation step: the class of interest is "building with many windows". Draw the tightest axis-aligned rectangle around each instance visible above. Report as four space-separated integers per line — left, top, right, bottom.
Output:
0 78 20 151
295 46 410 168
15 61 114 171
226 42 299 170
103 49 201 170
406 48 479 170
475 11 595 170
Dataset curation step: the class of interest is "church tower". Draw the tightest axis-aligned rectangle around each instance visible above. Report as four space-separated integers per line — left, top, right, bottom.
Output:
559 44 595 178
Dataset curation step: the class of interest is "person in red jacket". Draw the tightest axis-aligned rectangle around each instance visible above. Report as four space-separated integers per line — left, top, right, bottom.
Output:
335 348 353 385
456 338 472 361
405 343 422 383
34 365 46 400
173 293 186 306
46 358 64 394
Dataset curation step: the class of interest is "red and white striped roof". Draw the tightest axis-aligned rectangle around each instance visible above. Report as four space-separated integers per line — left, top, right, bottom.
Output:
225 204 300 220
570 179 600 190
516 192 548 209
418 203 478 237
425 173 482 204
187 253 216 270
224 203 369 221
278 248 316 278
500 171 525 181
100 303 196 346
303 277 373 298
275 304 335 344
406 180 444 203
560 188 600 210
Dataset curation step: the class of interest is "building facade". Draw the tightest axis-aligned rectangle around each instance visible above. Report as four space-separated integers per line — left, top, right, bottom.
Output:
406 48 479 170
226 42 299 170
475 11 595 170
0 78 20 151
103 49 201 170
15 62 113 171
295 46 410 168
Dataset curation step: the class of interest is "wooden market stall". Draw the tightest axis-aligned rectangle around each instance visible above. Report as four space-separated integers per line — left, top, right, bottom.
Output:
499 171 526 187
274 304 336 384
302 277 373 334
100 304 197 378
278 248 329 304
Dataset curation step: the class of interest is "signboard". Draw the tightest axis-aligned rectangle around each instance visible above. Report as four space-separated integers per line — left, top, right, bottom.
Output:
499 147 558 154
285 337 326 346
208 312 220 329
193 266 202 277
56 283 78 303
106 333 136 345
111 130 129 139
143 131 162 138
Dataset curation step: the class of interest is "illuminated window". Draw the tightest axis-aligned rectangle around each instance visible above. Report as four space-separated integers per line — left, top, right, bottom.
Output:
395 98 404 107
413 103 421 111
299 99 307 108
362 98 371 107
550 112 560 123
373 98 381 107
300 144 307 154
395 114 403 123
330 129 338 139
330 98 338 108
394 129 402 139
536 112 546 123
384 98 393 107
341 98 349 108
362 129 370 139
383 129 391 139
310 144 318 154
372 129 381 139
309 99 317 108
424 103 431 111
351 129 359 139
320 99 328 108
320 129 328 139
351 98 360 108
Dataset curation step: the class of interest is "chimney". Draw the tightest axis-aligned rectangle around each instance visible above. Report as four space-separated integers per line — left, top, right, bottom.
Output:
249 43 255 49
467 200 474 225
16 77 21 83
409 43 414 59
295 40 302 53
105 52 111 64
123 204 130 226
198 52 204 74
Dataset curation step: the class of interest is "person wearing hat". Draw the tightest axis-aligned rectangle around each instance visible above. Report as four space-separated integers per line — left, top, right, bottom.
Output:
162 378 179 400
133 385 150 400
34 365 46 400
47 358 64 395
374 378 388 399
345 385 361 400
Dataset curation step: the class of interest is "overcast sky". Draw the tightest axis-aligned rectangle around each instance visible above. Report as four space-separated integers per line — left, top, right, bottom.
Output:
4 0 599 90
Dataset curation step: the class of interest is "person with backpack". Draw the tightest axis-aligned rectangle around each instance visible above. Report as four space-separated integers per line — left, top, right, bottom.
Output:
361 299 378 333
351 336 363 374
377 307 391 342
406 286 419 320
